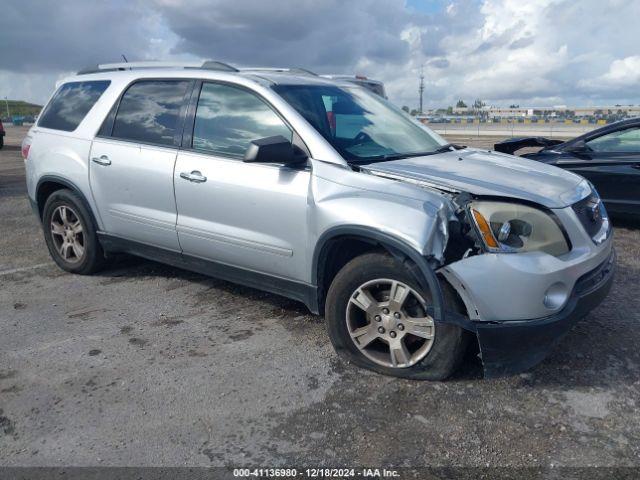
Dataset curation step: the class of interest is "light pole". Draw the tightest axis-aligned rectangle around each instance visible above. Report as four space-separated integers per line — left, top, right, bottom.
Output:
4 97 9 119
418 67 424 115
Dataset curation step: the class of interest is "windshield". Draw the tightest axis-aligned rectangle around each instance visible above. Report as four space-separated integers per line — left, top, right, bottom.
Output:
272 84 447 163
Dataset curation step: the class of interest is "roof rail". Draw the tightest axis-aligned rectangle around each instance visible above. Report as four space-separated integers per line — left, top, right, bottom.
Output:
239 67 317 76
77 60 239 75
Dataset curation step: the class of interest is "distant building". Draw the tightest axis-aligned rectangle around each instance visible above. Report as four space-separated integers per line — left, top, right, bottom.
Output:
571 106 640 117
451 105 640 119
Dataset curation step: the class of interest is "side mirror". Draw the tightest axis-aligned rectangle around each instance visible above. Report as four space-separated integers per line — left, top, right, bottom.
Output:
243 135 307 165
565 139 589 153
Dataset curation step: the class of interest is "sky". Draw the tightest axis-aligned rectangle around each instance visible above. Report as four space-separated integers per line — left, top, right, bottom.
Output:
1 0 638 109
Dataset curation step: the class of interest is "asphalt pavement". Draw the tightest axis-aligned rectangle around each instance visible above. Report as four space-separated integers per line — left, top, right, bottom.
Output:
1 125 639 469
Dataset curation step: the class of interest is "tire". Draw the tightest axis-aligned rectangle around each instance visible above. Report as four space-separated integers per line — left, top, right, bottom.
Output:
42 189 105 274
325 252 468 380
0 135 4 149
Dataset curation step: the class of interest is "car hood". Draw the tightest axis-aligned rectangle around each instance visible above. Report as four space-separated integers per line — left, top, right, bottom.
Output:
361 148 589 208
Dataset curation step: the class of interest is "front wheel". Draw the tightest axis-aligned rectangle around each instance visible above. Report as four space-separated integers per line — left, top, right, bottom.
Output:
325 252 468 380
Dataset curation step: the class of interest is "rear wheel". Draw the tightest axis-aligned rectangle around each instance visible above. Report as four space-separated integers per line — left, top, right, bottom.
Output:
325 252 468 380
42 189 105 274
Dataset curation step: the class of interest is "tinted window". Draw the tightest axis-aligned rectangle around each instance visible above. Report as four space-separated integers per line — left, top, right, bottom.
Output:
587 127 640 153
38 81 110 131
112 80 191 146
193 83 291 157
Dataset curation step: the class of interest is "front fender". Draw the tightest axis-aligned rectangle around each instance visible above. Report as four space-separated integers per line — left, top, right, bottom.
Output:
309 159 461 324
310 159 453 262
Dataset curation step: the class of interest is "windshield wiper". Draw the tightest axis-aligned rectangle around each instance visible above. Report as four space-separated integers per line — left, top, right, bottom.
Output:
380 152 426 161
433 143 467 153
382 144 468 159
350 144 468 165
349 152 420 164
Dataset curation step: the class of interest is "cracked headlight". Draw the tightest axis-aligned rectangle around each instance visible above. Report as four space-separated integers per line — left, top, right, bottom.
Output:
469 201 570 256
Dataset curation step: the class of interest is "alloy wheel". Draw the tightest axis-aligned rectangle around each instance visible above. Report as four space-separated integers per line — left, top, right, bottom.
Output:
50 205 85 264
345 278 435 368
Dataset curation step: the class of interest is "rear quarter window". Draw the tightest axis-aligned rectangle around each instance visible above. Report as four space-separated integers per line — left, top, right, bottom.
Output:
38 81 111 131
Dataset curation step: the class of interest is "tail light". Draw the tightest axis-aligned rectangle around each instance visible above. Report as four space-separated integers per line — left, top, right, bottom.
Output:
21 138 31 159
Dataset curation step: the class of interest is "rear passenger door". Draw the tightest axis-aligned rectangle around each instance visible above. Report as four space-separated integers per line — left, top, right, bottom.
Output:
173 81 311 281
89 79 192 250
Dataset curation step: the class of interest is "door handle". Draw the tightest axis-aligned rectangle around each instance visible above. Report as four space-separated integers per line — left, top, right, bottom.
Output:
91 155 111 166
180 170 207 183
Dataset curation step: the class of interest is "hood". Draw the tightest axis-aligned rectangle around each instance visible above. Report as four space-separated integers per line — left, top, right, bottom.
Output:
362 148 589 208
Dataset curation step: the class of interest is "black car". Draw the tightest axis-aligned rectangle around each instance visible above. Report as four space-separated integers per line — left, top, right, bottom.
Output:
495 118 640 217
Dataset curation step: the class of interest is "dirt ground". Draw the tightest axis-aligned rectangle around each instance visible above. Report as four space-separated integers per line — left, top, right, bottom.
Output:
1 125 639 469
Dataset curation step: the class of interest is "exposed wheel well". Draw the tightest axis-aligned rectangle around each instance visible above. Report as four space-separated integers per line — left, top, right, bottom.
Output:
316 235 410 315
315 232 473 324
36 181 69 219
35 179 99 230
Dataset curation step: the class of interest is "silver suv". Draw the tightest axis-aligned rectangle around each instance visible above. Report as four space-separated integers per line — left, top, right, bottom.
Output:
23 61 615 379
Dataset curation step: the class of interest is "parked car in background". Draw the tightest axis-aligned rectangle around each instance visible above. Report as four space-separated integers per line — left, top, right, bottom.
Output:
425 116 449 124
23 61 614 379
237 68 387 98
321 74 387 98
495 118 640 217
0 118 4 149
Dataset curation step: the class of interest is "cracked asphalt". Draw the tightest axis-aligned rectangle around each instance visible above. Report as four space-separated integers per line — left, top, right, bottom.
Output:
1 126 639 468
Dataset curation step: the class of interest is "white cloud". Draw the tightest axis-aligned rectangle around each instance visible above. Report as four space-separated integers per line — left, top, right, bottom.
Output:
1 0 639 108
579 56 640 90
0 71 72 106
395 0 640 107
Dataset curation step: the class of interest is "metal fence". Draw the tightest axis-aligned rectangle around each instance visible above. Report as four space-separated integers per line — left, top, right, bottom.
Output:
427 122 598 138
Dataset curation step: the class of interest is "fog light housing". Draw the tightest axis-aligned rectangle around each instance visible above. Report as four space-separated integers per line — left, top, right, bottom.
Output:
543 282 569 309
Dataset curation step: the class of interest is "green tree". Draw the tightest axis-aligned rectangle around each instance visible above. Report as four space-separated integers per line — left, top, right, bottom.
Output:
473 98 485 110
455 99 467 108
472 99 487 120
401 105 410 113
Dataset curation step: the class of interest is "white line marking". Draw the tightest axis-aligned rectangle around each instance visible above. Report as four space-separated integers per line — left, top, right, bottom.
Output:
0 262 54 276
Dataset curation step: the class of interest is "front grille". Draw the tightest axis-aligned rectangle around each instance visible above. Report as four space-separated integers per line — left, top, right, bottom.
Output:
572 191 609 243
574 248 615 296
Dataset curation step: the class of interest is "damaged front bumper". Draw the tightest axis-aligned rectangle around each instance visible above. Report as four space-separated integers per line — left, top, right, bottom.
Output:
472 247 615 378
